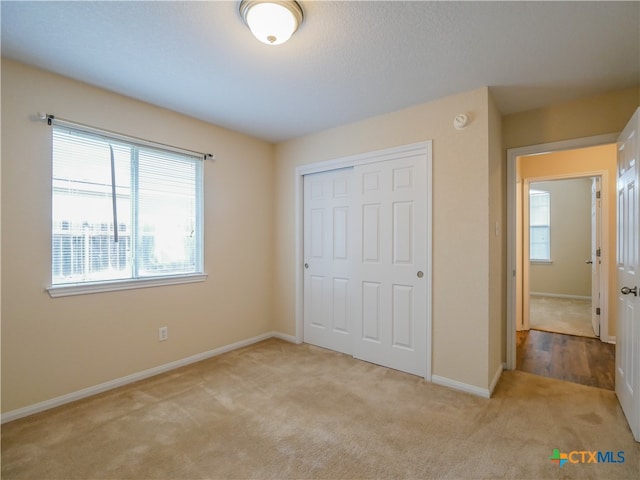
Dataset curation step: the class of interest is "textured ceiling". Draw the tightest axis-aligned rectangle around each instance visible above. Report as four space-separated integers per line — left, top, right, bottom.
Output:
2 1 639 142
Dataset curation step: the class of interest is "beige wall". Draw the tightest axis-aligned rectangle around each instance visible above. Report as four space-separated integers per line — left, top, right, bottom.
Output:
503 86 639 150
528 179 592 297
1 59 275 412
3 60 636 415
275 87 499 391
519 144 618 337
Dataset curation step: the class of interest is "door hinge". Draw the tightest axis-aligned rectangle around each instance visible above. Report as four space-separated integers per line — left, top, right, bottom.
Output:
596 190 601 199
596 248 601 257
596 307 601 315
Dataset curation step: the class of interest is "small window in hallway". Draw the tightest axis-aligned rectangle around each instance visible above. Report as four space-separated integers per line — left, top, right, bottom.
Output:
529 189 550 261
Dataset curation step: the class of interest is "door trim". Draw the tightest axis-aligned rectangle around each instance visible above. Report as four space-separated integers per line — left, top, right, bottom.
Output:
521 172 608 338
506 133 618 370
294 141 433 380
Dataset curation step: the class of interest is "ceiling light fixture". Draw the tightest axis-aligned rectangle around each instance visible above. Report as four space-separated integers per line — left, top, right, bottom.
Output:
239 0 303 46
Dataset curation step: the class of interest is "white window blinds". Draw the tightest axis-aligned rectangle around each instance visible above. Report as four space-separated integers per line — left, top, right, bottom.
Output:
52 125 203 287
529 189 550 261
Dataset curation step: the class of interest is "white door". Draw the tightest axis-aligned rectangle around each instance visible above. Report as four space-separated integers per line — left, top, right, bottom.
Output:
591 177 601 337
616 107 640 441
353 154 428 376
303 168 354 355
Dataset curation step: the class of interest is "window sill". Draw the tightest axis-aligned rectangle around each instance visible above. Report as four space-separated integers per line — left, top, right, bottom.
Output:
47 273 208 298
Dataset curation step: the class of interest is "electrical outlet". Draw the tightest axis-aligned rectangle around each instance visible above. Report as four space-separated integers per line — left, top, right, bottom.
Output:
159 326 168 342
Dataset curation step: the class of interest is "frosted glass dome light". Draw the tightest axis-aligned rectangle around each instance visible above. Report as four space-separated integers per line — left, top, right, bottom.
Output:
240 1 304 45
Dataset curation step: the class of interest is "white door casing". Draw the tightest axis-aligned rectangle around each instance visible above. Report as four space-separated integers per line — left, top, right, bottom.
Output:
521 180 531 331
523 174 605 335
616 107 640 441
591 177 601 337
303 168 354 355
298 142 432 379
353 154 428 377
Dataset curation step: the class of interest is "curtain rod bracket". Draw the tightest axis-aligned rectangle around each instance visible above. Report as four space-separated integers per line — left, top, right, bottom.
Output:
37 112 215 161
38 112 54 125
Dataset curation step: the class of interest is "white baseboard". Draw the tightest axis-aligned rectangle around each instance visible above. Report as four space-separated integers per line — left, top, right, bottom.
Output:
431 375 491 399
271 331 300 344
1 331 291 425
530 292 591 301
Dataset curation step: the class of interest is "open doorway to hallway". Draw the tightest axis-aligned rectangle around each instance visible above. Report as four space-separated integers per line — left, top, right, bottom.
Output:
527 177 597 339
509 142 618 390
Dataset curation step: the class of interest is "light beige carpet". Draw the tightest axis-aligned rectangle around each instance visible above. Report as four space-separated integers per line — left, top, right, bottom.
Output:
2 339 638 479
530 295 596 338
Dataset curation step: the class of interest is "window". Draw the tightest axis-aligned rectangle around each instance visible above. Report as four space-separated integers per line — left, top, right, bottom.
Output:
50 124 205 296
529 189 550 262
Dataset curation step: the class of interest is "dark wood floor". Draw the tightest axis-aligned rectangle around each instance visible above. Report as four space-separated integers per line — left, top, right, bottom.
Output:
516 329 616 390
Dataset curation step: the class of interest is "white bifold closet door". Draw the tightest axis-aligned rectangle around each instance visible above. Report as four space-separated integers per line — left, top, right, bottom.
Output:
303 152 428 377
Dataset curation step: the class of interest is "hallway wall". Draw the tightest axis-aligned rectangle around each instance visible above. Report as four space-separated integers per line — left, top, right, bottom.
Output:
528 178 592 297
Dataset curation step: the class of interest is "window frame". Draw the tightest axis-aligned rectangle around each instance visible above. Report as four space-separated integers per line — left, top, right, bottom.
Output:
529 189 551 263
47 121 207 298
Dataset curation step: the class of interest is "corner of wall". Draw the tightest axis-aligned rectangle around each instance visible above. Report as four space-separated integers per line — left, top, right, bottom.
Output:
488 89 505 381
